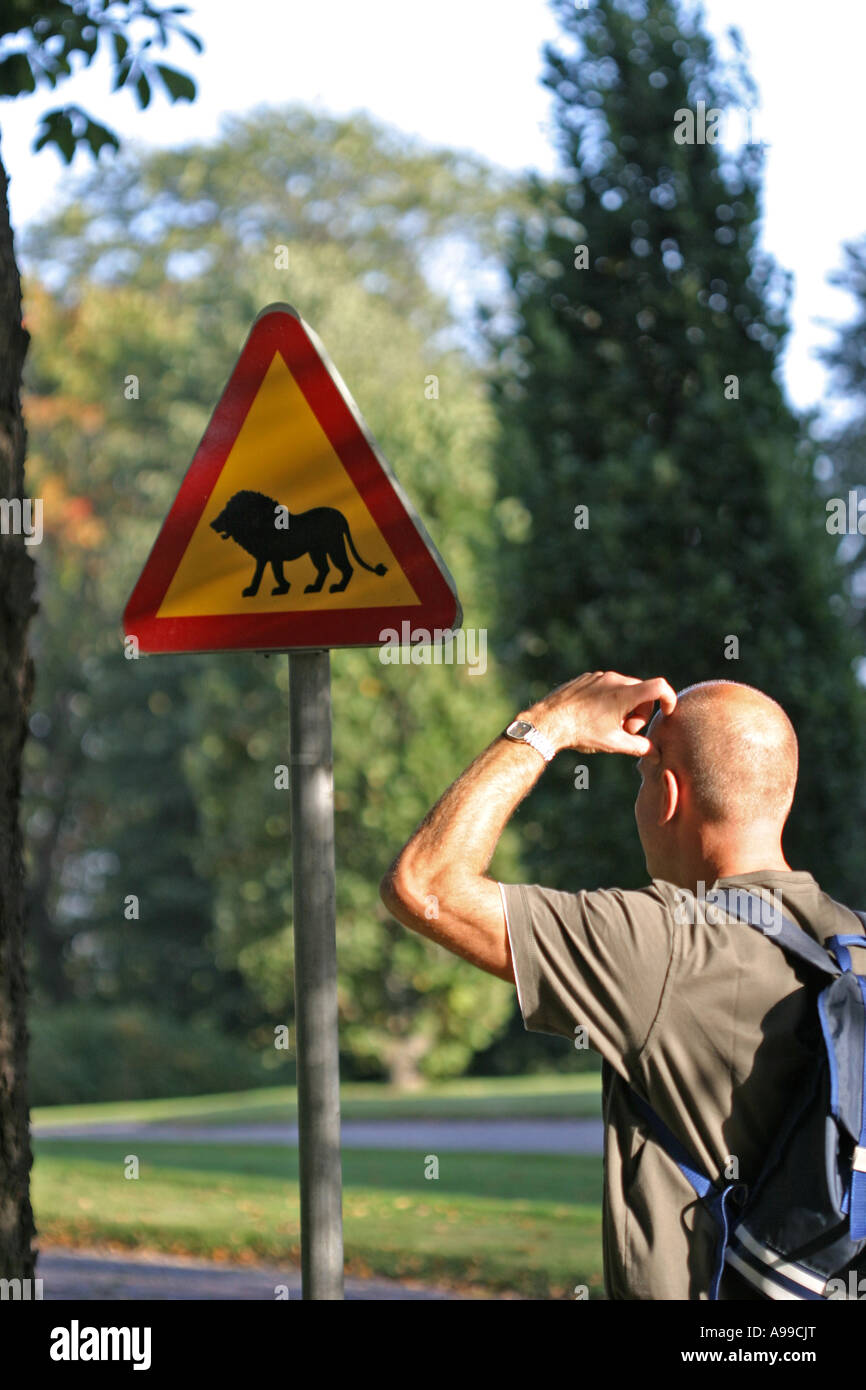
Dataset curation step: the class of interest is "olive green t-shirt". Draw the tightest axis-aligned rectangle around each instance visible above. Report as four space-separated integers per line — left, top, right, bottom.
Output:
499 871 866 1301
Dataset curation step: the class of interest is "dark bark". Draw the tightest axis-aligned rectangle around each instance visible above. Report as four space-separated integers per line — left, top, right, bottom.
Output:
0 136 38 1279
23 687 78 1005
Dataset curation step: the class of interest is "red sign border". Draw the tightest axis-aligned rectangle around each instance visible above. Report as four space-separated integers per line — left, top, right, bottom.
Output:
123 303 462 653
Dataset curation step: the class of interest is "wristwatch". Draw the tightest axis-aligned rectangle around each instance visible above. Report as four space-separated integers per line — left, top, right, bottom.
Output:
504 718 557 763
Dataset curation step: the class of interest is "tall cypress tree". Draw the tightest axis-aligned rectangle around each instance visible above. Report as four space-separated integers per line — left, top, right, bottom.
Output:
481 0 866 902
818 238 866 642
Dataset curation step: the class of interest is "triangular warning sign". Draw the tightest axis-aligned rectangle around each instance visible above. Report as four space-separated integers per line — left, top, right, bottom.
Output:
123 303 461 653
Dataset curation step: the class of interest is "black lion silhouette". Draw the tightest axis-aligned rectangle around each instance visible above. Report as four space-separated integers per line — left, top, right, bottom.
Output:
210 489 388 598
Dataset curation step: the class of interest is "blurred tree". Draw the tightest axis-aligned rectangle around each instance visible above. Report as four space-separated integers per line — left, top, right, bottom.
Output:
0 0 200 1281
480 0 866 910
22 282 244 1028
21 111 533 1085
817 240 866 639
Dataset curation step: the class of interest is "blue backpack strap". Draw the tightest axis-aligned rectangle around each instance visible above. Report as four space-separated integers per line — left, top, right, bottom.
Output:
850 912 866 1238
826 934 866 973
849 973 866 1240
712 888 839 977
827 927 866 1239
629 1087 743 1300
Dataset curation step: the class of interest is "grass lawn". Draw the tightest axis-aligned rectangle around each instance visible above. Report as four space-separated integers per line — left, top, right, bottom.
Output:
31 1071 603 1129
32 1139 605 1300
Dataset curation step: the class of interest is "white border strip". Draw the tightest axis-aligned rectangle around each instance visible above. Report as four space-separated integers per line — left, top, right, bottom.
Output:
498 882 527 1021
731 1227 827 1295
725 1248 802 1301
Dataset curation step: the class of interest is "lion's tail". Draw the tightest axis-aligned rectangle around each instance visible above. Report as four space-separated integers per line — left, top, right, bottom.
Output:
342 520 387 576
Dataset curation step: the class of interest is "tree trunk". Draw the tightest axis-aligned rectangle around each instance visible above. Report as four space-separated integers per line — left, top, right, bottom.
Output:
384 1033 428 1091
0 139 37 1280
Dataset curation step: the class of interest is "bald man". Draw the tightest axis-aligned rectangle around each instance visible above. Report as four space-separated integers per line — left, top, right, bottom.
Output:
381 670 866 1300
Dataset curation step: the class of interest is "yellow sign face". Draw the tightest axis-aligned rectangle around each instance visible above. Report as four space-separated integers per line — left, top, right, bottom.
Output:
124 303 461 653
157 353 421 618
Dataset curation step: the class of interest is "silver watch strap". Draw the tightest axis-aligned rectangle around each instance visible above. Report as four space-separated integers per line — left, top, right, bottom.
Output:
524 726 557 763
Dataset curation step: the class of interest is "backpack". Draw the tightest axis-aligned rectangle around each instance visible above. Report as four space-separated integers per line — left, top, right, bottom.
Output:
628 887 866 1300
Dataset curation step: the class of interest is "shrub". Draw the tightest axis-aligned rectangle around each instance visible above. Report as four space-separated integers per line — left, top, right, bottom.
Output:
27 1005 287 1105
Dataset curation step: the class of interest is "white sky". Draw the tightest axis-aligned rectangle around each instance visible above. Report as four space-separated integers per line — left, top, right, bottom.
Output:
0 0 862 416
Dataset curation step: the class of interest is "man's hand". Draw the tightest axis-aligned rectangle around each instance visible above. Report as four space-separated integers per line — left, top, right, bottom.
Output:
521 670 677 757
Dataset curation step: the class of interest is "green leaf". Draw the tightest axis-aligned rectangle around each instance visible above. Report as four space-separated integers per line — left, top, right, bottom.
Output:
177 26 204 54
78 25 100 62
33 110 76 164
111 57 132 92
135 70 152 108
32 105 119 164
0 51 36 97
82 118 120 160
111 32 129 67
155 64 196 103
48 54 72 83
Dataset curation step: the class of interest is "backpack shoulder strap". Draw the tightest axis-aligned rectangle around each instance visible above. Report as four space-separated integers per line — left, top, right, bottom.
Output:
816 899 866 973
712 888 839 978
628 1086 743 1301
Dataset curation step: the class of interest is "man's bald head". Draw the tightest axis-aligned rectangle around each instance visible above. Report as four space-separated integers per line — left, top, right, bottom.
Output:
647 681 798 829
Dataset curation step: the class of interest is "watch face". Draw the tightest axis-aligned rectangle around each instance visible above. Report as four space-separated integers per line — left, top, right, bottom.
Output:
506 720 533 739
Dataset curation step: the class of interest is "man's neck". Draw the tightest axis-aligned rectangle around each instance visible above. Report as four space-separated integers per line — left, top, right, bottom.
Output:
654 838 791 891
685 850 792 891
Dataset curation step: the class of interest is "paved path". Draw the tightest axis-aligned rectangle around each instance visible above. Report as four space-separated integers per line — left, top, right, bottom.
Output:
36 1247 508 1300
34 1117 604 1154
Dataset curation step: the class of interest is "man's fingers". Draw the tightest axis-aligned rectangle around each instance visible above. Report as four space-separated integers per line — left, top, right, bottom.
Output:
629 677 677 718
618 675 676 747
603 672 677 720
625 699 656 729
613 731 653 757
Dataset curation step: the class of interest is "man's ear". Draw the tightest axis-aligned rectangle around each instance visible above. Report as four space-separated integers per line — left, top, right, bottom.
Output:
659 768 679 825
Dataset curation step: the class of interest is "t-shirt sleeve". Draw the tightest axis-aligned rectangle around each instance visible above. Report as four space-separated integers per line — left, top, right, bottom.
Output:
498 880 677 1070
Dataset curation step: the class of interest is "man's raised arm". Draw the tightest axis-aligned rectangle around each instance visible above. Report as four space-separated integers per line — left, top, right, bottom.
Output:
379 670 676 983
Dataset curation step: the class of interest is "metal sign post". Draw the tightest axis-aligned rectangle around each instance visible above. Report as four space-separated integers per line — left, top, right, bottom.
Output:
289 649 344 1300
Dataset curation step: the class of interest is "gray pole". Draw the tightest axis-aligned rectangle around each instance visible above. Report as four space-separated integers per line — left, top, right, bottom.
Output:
289 649 344 1300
